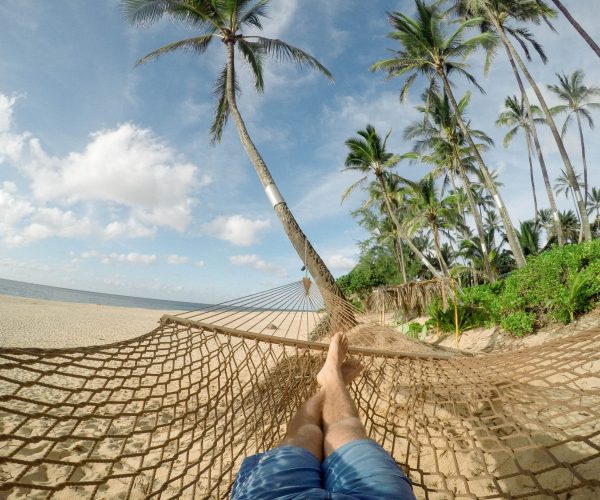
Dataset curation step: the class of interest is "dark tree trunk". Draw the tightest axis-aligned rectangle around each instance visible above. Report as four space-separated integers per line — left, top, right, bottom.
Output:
551 0 600 59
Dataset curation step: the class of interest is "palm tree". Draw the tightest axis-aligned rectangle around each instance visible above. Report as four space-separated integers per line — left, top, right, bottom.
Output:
342 125 442 277
453 0 592 241
555 169 584 223
517 220 542 257
371 0 527 267
405 90 496 281
496 95 541 216
545 0 600 58
547 70 600 204
121 0 345 303
558 210 580 243
401 175 463 276
588 187 600 223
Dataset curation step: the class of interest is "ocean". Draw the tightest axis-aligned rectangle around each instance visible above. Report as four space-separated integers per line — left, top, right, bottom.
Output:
0 278 210 311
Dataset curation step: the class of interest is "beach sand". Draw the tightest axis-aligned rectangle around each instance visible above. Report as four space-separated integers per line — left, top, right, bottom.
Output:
0 294 173 349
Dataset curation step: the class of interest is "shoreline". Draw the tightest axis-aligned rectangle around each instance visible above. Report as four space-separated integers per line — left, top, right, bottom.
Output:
0 294 175 349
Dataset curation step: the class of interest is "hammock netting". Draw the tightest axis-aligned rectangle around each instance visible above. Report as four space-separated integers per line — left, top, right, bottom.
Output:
1 279 599 499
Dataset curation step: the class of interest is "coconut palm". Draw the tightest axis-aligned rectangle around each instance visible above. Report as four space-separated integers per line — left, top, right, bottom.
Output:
555 169 584 223
405 90 496 281
496 95 547 219
451 0 592 240
545 0 600 58
342 125 442 277
401 175 463 276
558 210 581 243
449 0 570 244
547 70 600 204
517 220 542 257
371 0 526 267
588 187 600 223
121 0 345 302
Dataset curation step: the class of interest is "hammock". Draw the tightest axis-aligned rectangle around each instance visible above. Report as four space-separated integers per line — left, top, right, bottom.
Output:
0 279 599 499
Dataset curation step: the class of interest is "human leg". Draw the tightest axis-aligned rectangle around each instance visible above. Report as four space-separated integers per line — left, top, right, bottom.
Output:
281 390 325 461
317 332 416 500
317 332 366 458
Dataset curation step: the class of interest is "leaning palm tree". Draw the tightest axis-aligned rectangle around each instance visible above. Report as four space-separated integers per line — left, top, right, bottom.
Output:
371 0 526 268
121 0 344 303
406 90 496 282
450 0 592 240
545 0 600 58
547 70 600 204
342 125 443 278
496 95 555 222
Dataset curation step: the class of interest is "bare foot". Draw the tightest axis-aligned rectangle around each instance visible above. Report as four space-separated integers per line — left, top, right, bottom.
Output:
341 358 363 385
317 332 349 387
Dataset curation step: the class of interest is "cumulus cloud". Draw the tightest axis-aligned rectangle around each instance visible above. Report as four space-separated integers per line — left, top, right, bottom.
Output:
81 251 157 265
0 94 208 245
325 254 357 271
229 254 287 277
167 254 189 265
204 215 271 246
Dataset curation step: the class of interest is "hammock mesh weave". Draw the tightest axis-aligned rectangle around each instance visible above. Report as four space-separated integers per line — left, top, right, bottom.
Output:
0 279 599 499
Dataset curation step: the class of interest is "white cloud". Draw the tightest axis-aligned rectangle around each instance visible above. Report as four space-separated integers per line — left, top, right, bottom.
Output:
204 214 271 246
0 94 209 246
325 254 357 271
229 254 287 277
84 252 157 265
104 218 155 239
167 254 189 265
195 260 205 268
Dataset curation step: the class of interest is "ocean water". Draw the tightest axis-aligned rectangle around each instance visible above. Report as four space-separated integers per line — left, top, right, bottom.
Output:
0 278 210 311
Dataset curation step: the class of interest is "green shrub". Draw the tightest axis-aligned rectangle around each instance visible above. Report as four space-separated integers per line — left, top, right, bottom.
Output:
407 322 423 339
500 311 535 336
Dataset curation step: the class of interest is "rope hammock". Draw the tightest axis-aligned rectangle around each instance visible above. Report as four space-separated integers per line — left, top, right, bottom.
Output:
0 279 599 499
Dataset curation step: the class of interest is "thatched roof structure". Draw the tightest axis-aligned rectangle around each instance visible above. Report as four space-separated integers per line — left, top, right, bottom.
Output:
365 278 454 317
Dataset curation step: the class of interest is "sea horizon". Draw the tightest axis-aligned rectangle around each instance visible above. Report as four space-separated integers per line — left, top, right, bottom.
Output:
0 277 211 311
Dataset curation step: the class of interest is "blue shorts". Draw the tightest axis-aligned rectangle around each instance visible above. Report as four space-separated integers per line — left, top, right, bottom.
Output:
230 439 416 499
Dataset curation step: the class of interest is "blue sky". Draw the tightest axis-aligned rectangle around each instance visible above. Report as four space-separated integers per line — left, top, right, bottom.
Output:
0 1 599 303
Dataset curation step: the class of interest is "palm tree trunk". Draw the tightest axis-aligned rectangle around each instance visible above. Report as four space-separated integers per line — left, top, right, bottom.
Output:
576 113 589 207
493 21 592 241
224 43 349 318
376 174 443 278
525 133 539 217
550 0 600 59
498 24 565 245
433 225 450 276
439 70 527 267
395 236 408 283
456 161 496 282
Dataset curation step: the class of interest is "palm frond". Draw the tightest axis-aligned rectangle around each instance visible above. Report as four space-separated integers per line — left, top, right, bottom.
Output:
135 34 215 65
245 36 333 80
210 64 239 143
237 40 265 91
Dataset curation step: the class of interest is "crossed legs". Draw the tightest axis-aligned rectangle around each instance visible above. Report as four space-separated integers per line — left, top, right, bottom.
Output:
281 332 366 461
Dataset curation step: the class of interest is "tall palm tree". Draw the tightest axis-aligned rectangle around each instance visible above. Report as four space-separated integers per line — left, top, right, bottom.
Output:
342 125 443 277
121 0 345 303
496 95 552 221
555 168 584 224
545 0 600 59
588 187 600 223
547 70 600 204
371 0 527 267
452 0 592 241
401 175 463 276
405 90 496 281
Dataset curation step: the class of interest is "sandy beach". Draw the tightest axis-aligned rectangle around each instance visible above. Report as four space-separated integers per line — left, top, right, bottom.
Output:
0 294 174 349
